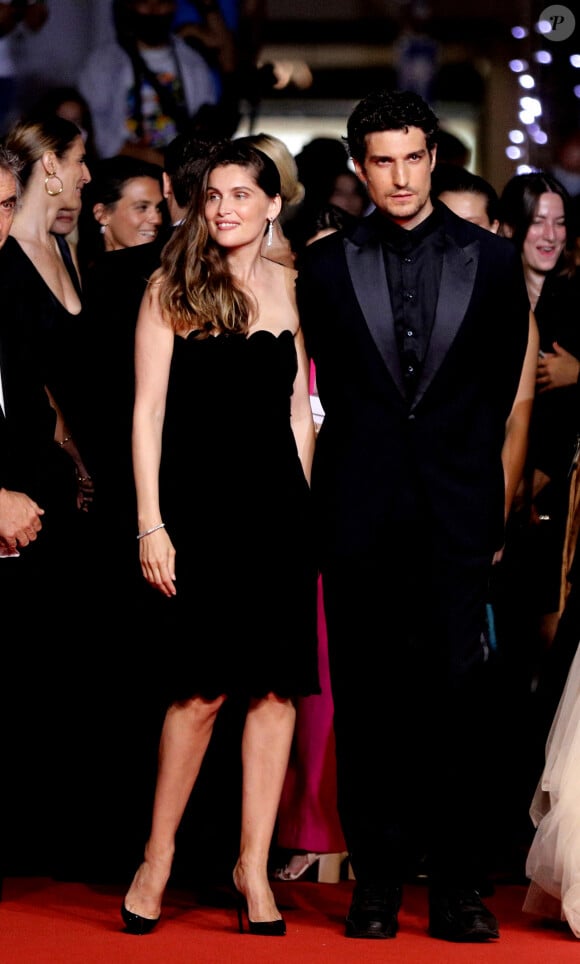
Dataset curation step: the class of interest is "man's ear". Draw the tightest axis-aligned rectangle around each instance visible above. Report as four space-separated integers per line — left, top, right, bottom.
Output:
353 160 367 185
429 144 437 172
162 171 172 201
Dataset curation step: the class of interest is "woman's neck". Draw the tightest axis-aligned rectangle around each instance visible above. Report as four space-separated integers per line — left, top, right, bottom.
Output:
11 194 55 248
226 241 265 287
524 263 547 312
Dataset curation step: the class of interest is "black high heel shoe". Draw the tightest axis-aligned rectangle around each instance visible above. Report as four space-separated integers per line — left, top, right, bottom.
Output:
234 891 286 936
121 901 160 936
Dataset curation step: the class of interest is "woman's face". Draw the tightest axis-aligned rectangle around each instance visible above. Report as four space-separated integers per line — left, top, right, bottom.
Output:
54 135 91 207
97 177 164 251
205 164 281 250
522 191 566 274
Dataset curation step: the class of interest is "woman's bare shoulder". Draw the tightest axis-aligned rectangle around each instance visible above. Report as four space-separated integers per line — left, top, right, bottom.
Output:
277 261 298 294
283 263 298 283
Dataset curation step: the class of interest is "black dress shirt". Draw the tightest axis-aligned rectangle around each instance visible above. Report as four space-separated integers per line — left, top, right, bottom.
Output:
374 202 446 399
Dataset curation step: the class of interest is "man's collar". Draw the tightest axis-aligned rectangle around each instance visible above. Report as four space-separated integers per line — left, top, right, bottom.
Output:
373 201 445 250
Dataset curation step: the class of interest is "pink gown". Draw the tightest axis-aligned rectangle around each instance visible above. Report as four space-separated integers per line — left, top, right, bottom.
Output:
276 577 346 854
275 361 346 856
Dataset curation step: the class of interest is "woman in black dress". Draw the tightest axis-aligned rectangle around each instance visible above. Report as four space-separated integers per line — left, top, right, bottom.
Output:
3 115 92 489
123 141 319 936
498 172 580 653
0 117 93 876
492 173 580 872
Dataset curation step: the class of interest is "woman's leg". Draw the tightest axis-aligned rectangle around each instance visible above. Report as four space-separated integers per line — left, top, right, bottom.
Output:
124 694 226 919
233 693 296 922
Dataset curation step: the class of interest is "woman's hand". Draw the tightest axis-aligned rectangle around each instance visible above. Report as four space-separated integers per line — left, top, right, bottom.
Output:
138 527 176 597
536 342 580 392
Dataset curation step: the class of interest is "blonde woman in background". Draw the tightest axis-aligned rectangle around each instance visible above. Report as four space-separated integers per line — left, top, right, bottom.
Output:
236 132 304 266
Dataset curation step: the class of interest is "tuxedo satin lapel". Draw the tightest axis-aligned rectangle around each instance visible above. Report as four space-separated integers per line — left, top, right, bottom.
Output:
344 237 406 397
412 238 479 411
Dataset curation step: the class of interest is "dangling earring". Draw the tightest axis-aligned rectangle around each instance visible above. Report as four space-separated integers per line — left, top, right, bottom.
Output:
44 172 64 196
267 218 274 247
100 223 107 235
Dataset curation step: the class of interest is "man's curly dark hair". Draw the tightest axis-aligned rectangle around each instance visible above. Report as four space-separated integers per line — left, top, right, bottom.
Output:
346 88 439 166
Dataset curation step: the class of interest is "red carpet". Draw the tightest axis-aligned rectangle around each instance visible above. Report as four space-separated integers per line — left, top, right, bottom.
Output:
1 877 579 963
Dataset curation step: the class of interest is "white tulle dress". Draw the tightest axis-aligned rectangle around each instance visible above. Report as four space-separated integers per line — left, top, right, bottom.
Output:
523 642 580 937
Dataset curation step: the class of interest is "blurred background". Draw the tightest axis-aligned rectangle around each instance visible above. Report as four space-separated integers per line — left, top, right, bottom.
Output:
3 0 580 199
253 0 580 191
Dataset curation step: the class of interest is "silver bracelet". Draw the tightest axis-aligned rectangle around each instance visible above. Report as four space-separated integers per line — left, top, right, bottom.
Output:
137 522 166 540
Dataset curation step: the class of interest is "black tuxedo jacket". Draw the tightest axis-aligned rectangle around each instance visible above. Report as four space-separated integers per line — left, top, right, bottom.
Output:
297 203 530 565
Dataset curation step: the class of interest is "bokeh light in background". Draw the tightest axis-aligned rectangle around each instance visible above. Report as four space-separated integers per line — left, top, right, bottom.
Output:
508 7 580 175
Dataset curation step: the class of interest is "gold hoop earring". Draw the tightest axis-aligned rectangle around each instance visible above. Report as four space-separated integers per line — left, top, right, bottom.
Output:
45 173 64 197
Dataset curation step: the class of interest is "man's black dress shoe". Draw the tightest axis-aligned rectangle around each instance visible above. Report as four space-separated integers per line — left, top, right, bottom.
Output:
428 887 499 942
345 883 402 939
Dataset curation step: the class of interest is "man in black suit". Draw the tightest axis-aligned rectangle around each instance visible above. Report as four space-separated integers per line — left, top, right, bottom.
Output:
296 89 535 942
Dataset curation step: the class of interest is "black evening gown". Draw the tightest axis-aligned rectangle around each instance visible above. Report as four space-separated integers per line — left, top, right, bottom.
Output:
0 235 86 878
156 328 320 703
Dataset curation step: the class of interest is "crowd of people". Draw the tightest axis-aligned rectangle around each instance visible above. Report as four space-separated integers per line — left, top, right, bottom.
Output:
2 1 580 948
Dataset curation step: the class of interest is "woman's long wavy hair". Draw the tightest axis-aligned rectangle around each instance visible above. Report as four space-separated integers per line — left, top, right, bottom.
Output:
158 141 281 338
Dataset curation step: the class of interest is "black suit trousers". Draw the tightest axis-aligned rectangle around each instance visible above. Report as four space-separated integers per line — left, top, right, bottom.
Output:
321 528 500 888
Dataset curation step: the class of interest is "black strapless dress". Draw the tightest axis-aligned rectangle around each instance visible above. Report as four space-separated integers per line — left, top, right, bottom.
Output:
156 328 320 702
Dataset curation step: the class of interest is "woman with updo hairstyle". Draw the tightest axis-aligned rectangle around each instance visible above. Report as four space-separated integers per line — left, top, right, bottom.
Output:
238 133 304 214
122 140 319 938
3 115 92 493
236 132 304 267
0 115 94 877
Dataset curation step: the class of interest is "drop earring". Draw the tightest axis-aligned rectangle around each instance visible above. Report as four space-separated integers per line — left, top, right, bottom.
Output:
267 218 274 247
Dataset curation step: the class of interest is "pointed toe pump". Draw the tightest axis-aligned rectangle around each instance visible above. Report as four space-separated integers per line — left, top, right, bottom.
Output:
121 901 160 935
235 894 286 936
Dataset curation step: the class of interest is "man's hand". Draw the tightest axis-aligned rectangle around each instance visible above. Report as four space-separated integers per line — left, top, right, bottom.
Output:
0 487 44 553
536 341 580 393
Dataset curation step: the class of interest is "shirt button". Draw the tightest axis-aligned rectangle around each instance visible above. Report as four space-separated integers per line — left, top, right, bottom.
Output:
403 257 413 264
406 329 414 337
404 291 414 302
407 364 414 373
